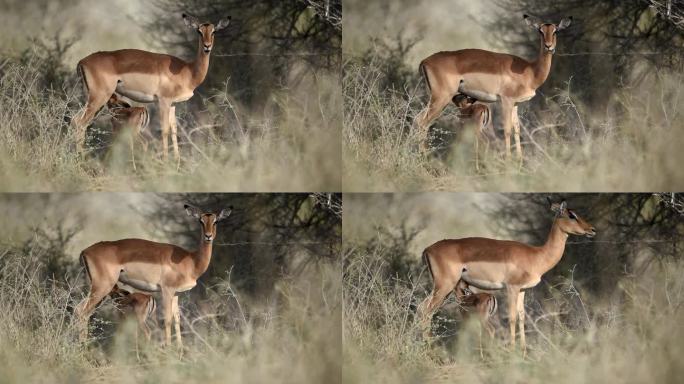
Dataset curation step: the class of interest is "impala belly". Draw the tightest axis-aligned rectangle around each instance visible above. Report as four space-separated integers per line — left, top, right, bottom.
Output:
116 73 159 103
459 73 502 101
461 260 539 290
118 261 162 293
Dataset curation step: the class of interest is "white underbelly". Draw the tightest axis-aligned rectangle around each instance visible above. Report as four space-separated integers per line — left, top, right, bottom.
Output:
116 73 158 103
115 280 158 294
460 73 501 100
118 262 162 293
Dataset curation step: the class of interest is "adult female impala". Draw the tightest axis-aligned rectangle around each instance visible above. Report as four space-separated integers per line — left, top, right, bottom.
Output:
74 204 232 349
417 200 596 353
73 13 230 166
416 14 572 165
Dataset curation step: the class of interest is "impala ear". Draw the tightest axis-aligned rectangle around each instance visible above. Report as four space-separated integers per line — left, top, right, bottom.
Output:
215 16 231 32
523 14 542 29
557 16 573 31
216 206 233 222
559 200 568 213
183 13 200 29
184 204 201 219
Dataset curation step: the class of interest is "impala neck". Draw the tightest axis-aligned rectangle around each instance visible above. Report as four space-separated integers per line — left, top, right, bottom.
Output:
193 231 214 279
539 219 569 274
191 39 211 88
532 38 554 89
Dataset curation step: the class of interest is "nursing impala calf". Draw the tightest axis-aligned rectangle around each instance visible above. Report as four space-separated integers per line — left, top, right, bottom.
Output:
418 199 596 354
457 283 498 358
452 94 491 171
107 94 151 170
75 204 232 352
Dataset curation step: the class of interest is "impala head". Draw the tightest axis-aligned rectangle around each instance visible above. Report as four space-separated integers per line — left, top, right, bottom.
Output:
185 204 233 242
453 94 478 109
183 13 231 54
107 93 130 109
524 15 572 54
549 199 596 238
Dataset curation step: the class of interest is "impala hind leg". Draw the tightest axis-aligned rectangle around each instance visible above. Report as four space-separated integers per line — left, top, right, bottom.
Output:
416 95 452 153
418 274 461 341
75 253 118 341
73 71 116 153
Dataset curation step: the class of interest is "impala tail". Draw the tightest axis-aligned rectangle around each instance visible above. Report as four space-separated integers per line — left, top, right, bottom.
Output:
79 250 93 284
422 248 435 280
76 62 90 96
419 61 432 94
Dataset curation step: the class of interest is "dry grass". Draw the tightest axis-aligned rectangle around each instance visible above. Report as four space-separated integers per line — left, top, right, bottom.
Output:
343 54 684 192
0 52 341 192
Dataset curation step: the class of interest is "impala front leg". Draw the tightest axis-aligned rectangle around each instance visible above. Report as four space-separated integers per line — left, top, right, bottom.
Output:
512 105 523 168
172 295 183 355
501 99 514 162
506 285 519 347
159 100 171 163
169 106 180 169
161 289 174 347
517 290 527 356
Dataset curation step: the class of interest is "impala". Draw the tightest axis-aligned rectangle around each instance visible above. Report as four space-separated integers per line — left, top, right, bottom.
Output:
73 13 231 166
107 94 151 170
417 199 595 353
453 94 491 171
109 286 157 341
74 204 232 350
416 14 572 165
457 283 498 358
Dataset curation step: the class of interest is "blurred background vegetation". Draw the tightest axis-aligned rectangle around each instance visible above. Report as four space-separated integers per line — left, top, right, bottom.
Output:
343 0 684 191
0 192 341 383
343 192 684 382
0 0 342 191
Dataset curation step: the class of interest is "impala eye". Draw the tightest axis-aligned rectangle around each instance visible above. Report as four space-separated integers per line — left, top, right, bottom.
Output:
568 211 577 220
